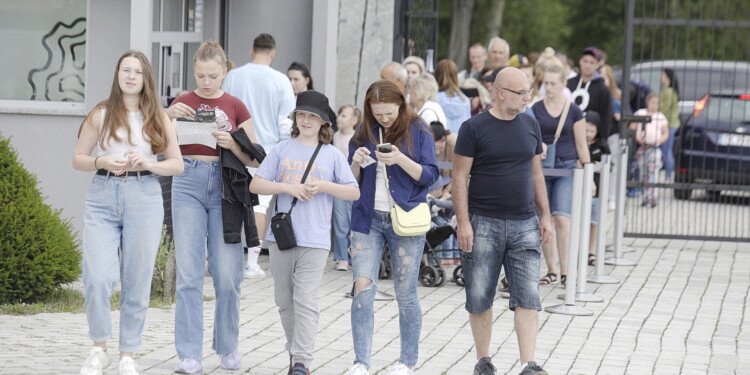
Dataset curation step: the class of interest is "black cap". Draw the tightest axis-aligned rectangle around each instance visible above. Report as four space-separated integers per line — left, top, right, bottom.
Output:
584 111 601 127
289 90 332 124
481 66 506 83
582 46 602 61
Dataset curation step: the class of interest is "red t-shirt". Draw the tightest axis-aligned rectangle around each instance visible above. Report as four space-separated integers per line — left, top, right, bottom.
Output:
171 91 252 156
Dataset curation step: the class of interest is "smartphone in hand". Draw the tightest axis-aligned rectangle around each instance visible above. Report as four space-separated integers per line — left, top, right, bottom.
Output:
377 143 392 153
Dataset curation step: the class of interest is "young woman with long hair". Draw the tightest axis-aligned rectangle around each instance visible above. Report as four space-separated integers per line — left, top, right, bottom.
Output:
73 50 183 375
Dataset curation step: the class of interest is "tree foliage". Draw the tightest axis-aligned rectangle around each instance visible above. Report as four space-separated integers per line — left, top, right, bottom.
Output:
0 135 81 304
438 0 749 71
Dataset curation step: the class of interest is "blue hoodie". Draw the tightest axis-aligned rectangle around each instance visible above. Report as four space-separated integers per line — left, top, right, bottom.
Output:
437 91 471 134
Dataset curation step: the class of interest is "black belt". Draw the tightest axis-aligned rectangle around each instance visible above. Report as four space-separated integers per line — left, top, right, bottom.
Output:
96 169 153 177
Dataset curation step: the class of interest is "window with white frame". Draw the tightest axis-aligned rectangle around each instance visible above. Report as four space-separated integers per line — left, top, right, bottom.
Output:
0 0 86 105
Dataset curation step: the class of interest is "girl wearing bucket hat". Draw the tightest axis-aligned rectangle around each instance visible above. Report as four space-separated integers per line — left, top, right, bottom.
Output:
250 90 360 375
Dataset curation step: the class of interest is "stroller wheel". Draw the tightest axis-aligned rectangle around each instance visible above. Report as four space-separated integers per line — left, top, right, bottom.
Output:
419 266 439 287
436 267 448 287
453 265 465 287
379 258 391 279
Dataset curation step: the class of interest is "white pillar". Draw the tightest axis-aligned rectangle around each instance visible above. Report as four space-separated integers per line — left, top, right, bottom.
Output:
130 0 153 59
312 0 340 107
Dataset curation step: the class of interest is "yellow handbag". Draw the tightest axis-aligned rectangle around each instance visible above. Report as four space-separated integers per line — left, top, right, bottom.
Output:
379 127 430 236
389 201 431 236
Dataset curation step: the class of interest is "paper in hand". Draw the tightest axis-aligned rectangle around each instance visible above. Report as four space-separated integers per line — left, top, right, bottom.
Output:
359 155 376 168
176 109 218 148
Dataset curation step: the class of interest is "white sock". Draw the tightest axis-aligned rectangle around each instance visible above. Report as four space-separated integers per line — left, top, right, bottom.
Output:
520 362 528 371
246 246 261 267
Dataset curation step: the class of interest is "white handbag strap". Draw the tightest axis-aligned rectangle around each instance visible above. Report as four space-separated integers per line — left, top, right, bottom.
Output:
379 127 396 208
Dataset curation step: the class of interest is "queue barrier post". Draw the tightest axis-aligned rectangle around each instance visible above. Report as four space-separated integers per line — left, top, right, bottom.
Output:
545 167 593 316
568 163 604 302
604 140 637 266
588 154 621 284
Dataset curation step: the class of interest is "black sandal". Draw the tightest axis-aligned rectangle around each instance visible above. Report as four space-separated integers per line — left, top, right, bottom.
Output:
539 272 557 285
560 274 567 286
588 253 596 266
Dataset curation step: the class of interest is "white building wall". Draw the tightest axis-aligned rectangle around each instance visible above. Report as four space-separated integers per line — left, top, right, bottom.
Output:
0 0 132 235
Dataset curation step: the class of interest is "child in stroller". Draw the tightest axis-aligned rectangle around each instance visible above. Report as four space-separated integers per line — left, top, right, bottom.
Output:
418 193 466 287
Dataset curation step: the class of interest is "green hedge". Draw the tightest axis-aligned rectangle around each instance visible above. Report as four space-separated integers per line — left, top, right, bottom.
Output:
0 135 81 304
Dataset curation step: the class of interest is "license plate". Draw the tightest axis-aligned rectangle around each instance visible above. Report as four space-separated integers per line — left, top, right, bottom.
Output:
717 133 750 147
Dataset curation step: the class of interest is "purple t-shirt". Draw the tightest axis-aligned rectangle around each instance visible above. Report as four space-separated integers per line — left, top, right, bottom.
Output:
255 138 358 249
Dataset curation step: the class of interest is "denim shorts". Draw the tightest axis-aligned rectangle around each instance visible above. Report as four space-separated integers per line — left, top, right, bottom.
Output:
545 158 577 217
462 214 542 313
590 197 600 225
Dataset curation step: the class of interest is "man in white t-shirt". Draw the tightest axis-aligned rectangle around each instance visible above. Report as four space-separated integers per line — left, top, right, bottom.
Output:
222 33 296 278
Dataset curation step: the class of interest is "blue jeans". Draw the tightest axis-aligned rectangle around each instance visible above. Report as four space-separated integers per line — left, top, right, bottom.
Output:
463 214 542 313
82 174 163 352
332 197 352 262
173 158 244 359
545 158 577 217
659 127 678 179
350 211 424 369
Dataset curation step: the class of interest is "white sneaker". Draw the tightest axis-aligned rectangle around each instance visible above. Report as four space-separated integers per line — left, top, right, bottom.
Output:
117 356 139 375
336 260 349 271
244 265 265 279
386 362 414 375
344 363 370 375
174 358 203 374
80 347 110 375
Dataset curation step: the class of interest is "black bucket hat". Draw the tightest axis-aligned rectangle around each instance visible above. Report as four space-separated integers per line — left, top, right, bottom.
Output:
289 90 333 125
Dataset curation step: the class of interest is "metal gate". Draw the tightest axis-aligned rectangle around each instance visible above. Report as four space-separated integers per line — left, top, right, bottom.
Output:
621 0 750 241
393 0 438 69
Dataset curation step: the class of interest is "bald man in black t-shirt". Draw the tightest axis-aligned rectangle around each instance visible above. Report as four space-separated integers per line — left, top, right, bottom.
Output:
453 67 552 375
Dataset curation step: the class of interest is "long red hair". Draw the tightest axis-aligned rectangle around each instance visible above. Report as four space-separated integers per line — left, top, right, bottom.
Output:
79 50 169 154
353 80 426 156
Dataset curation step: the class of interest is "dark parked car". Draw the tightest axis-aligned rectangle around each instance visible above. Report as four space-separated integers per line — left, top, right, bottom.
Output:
621 60 750 123
674 92 750 199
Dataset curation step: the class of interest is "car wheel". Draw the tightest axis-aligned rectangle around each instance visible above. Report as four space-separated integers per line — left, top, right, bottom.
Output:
706 190 722 201
673 174 692 200
673 188 692 200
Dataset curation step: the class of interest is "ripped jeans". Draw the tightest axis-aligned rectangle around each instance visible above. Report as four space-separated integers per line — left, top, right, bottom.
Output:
349 210 424 369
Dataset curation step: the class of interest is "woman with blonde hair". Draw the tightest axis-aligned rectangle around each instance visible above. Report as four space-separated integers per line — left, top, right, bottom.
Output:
403 55 426 81
167 41 261 374
532 47 573 104
407 73 447 127
434 59 471 133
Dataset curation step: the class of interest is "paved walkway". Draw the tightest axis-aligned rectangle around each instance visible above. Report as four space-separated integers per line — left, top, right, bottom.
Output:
1 237 748 374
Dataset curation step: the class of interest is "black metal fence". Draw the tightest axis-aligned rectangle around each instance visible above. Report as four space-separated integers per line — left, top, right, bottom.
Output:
393 0 438 68
621 0 750 241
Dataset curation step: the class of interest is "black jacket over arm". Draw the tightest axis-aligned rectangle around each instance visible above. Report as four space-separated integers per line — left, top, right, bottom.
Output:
220 127 266 247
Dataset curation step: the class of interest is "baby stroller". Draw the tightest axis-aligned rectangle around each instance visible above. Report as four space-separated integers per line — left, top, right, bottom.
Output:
418 194 465 287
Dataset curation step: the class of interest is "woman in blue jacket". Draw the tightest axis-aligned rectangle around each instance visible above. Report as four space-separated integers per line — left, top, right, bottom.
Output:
343 80 439 375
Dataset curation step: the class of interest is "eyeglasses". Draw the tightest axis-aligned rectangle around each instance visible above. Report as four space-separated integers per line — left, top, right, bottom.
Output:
500 87 534 97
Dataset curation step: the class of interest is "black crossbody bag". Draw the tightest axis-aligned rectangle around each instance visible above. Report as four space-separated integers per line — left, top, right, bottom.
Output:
270 142 323 250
